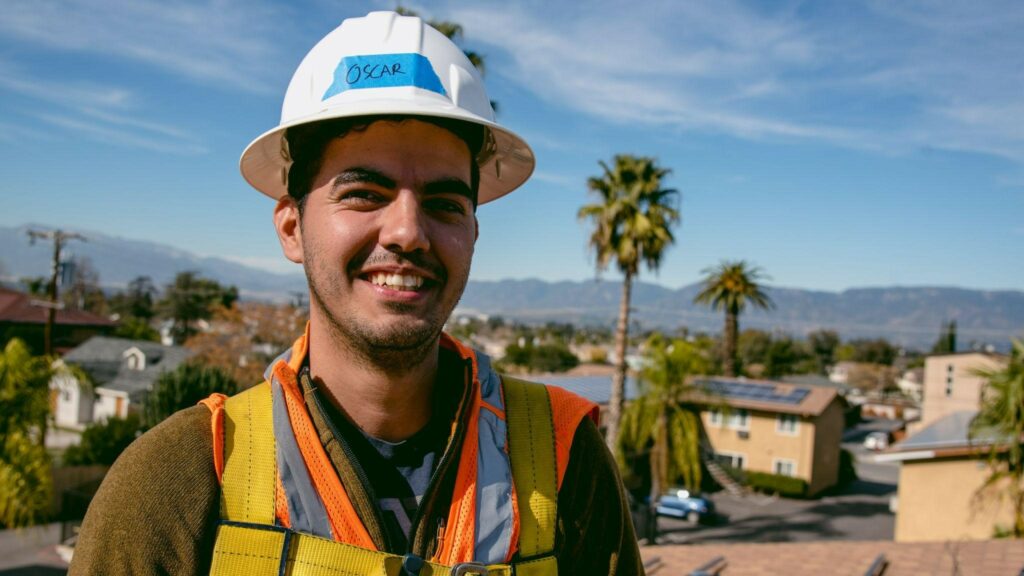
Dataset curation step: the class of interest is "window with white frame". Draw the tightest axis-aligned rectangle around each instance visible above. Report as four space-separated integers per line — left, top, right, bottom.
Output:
776 413 799 435
708 409 723 427
773 459 796 477
727 408 749 430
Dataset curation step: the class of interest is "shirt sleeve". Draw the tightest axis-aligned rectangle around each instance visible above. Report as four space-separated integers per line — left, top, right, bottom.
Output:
556 417 644 576
68 404 220 575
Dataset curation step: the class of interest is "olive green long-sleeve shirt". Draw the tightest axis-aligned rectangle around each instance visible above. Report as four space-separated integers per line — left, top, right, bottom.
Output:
70 378 642 575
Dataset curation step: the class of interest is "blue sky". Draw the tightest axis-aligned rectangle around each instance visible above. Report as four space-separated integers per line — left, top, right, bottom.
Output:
1 0 1022 292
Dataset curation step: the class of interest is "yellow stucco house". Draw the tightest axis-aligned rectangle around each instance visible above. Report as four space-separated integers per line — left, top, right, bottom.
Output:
692 378 847 497
881 410 1018 542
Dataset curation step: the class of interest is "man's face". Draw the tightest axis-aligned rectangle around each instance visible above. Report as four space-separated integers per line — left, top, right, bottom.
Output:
277 119 477 357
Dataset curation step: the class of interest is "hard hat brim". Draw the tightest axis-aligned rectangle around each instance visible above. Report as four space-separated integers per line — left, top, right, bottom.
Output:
239 97 535 205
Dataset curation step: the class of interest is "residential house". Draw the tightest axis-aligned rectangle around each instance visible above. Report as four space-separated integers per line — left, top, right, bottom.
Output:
694 378 847 496
0 286 116 355
917 351 1006 432
880 410 1017 542
51 336 192 429
541 374 846 496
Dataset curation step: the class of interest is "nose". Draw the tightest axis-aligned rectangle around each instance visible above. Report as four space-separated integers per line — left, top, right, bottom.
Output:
378 190 430 253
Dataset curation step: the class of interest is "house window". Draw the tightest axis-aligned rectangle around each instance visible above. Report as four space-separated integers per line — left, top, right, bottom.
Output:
776 414 799 435
715 452 746 470
945 364 955 397
773 459 796 477
709 409 723 427
727 409 749 430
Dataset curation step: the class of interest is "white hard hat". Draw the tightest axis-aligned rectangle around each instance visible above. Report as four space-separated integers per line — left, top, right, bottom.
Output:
240 10 535 205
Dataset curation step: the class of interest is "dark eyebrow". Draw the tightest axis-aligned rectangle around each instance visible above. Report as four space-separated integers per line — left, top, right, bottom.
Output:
423 177 474 203
331 167 396 191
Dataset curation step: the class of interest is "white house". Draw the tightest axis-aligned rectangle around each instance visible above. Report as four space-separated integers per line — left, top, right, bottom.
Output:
51 336 192 430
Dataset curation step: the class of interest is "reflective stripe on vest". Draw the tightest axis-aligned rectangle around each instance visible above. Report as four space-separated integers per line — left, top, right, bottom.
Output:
203 330 598 575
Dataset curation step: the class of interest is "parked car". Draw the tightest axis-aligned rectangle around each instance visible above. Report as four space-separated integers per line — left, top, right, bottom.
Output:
655 488 715 524
863 430 891 451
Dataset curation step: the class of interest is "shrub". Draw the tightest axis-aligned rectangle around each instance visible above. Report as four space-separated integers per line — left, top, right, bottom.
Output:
744 470 809 498
63 414 143 466
143 362 239 429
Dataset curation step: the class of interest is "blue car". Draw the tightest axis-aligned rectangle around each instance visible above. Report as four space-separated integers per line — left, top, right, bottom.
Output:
655 488 715 524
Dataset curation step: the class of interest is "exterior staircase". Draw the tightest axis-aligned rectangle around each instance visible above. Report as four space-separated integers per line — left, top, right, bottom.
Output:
701 440 746 496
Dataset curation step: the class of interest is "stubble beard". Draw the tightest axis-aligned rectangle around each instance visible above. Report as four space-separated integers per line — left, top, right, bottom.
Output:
304 253 468 376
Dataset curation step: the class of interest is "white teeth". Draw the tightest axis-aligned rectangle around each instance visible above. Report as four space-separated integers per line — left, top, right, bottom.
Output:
369 272 424 290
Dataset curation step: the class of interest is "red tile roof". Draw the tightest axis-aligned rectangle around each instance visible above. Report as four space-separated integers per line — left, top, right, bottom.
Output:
0 287 116 327
642 539 1024 575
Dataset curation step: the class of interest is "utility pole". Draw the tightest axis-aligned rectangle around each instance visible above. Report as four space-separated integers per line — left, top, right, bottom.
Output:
27 228 86 355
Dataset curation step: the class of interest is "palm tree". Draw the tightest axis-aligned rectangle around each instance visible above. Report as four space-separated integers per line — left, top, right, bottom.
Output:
579 154 680 451
619 334 710 540
0 339 56 527
969 339 1024 537
693 261 773 377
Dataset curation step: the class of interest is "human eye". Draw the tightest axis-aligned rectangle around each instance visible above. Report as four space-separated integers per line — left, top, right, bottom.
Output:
335 188 385 207
425 195 470 216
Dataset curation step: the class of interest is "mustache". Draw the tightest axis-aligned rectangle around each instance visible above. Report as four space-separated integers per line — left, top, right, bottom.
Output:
352 249 447 281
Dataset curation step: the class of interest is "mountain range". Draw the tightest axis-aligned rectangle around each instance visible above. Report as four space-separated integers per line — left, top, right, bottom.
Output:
3 224 1021 349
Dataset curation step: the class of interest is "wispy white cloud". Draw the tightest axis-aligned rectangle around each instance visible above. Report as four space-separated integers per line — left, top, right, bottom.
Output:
33 112 207 154
0 0 293 94
445 0 1024 163
0 63 205 154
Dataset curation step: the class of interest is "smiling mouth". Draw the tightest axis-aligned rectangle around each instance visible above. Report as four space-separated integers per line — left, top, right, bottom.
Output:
367 272 426 291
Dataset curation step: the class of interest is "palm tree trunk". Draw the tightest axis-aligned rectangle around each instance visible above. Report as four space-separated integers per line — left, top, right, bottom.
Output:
646 407 668 543
605 271 633 454
723 307 738 377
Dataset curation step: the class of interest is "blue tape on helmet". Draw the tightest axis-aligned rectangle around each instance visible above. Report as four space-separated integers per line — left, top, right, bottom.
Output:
323 53 447 100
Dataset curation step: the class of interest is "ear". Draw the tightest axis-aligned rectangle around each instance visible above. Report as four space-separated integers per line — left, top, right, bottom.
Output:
274 197 304 264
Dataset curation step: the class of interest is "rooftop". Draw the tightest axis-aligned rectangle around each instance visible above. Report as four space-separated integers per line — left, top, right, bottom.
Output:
62 336 192 401
0 286 116 327
536 374 640 405
690 377 842 417
641 539 1024 575
882 410 1010 460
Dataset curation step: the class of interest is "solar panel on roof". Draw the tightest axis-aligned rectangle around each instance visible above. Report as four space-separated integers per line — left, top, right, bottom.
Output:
700 379 810 406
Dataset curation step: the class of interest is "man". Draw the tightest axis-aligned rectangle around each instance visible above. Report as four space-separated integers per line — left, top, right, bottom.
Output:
71 11 641 575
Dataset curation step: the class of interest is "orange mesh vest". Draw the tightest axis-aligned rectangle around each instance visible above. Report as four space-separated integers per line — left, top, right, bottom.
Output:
202 329 597 575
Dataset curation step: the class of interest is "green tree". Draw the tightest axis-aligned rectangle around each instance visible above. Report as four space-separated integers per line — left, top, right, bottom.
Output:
931 320 958 355
159 272 238 345
63 414 142 466
61 257 107 314
142 362 240 429
619 335 710 538
807 329 840 374
969 339 1024 537
579 154 680 450
693 261 773 377
847 338 897 365
737 329 772 372
109 276 158 322
0 339 55 527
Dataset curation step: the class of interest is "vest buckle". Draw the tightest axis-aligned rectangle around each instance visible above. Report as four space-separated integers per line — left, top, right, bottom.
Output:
452 562 489 575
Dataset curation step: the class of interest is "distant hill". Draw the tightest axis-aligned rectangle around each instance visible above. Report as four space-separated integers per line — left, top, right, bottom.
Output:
460 280 1024 349
2 224 1021 349
0 224 307 300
